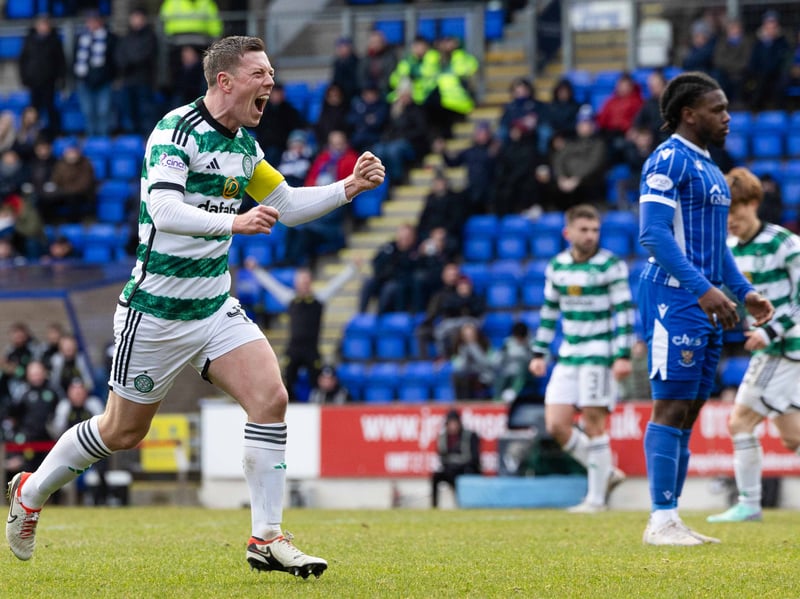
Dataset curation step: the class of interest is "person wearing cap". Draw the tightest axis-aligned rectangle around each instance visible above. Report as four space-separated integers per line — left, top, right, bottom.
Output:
682 20 716 74
18 13 66 137
746 9 791 111
277 130 314 187
307 366 352 405
431 409 481 508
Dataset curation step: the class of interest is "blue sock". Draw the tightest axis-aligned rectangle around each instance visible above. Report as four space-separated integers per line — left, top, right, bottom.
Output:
644 422 682 512
673 428 692 508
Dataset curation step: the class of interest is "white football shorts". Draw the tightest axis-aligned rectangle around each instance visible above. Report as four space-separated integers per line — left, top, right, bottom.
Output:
735 353 800 418
108 296 266 404
544 363 618 410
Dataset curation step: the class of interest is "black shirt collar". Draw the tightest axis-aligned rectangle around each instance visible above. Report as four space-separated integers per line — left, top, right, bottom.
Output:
196 97 237 139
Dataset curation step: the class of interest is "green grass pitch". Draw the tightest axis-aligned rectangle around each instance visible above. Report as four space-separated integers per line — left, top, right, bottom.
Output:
2 506 799 598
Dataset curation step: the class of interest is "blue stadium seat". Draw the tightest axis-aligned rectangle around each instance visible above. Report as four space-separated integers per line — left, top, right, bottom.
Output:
342 314 377 361
374 19 405 46
750 132 783 159
336 362 366 401
496 215 531 260
5 2 36 17
530 217 564 258
754 110 788 132
53 136 80 158
109 153 142 180
484 7 505 41
86 154 108 180
519 310 540 333
235 268 263 312
482 311 514 347
600 223 633 257
782 176 800 208
606 163 632 205
462 235 494 262
786 131 800 157
485 280 518 309
112 134 146 155
459 262 491 294
82 136 113 155
397 361 436 402
464 214 500 237
374 312 414 360
490 259 524 280
96 200 126 224
352 177 389 220
724 132 749 162
97 180 132 204
720 356 750 388
416 17 438 41
748 159 783 182
565 70 593 104
241 237 273 265
57 223 87 251
282 82 310 114
0 36 24 59
363 363 399 402
82 243 112 264
727 111 752 134
521 259 548 307
439 16 466 40
61 109 86 134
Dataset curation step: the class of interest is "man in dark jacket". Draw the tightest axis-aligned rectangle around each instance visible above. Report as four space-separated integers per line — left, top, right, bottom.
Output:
358 223 419 314
18 14 66 137
431 409 481 507
115 7 159 135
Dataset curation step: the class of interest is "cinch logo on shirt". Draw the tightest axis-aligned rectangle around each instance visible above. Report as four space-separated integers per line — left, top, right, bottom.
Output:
646 173 674 191
159 153 186 172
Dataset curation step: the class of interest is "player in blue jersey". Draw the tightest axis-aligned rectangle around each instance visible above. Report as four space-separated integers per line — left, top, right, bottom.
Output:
637 72 773 546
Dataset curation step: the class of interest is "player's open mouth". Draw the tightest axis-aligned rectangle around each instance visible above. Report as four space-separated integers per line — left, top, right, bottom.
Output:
255 95 268 112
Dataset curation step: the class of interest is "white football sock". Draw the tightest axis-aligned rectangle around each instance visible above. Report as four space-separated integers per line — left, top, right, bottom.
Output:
243 422 287 540
586 434 612 506
22 416 112 508
732 432 762 508
650 507 678 527
563 427 590 468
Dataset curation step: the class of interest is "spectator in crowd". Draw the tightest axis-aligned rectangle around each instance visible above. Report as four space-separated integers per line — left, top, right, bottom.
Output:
159 0 221 95
423 36 479 139
595 72 644 161
282 130 357 266
547 78 580 139
787 31 800 109
0 150 28 206
245 257 359 401
358 29 398 96
433 273 486 358
682 20 717 74
38 143 96 224
346 85 390 153
330 36 360 105
50 378 105 438
22 136 57 205
39 323 65 372
414 227 452 313
451 321 494 399
252 82 307 167
5 361 61 475
493 117 545 217
434 120 499 218
48 334 95 396
529 204 633 513
73 10 117 137
415 262 461 358
416 171 466 251
2 185 46 260
0 111 17 154
497 77 549 148
307 365 352 405
618 339 651 401
0 238 24 269
277 130 314 187
389 35 438 106
543 105 607 210
115 6 159 136
633 70 668 144
712 18 753 109
170 45 207 108
1 323 41 402
618 126 656 209
746 10 791 111
359 223 418 314
40 235 76 264
431 409 480 507
18 13 66 136
491 321 536 402
13 107 44 162
314 83 350 149
370 83 430 184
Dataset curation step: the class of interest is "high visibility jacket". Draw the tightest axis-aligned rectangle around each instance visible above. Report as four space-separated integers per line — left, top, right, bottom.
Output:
389 49 440 104
160 0 222 38
434 49 479 115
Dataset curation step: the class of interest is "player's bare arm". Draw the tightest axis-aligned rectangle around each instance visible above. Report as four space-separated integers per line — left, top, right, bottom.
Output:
529 356 547 377
612 358 632 381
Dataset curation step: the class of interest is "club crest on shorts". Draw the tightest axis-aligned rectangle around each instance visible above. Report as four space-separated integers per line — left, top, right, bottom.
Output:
679 350 695 368
134 373 155 393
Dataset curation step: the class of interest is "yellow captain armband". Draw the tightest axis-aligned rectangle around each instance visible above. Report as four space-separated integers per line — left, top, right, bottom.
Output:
245 160 285 202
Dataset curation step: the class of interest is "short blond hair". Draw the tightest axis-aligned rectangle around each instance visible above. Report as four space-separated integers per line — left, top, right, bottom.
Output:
565 203 600 224
725 167 763 208
203 36 266 88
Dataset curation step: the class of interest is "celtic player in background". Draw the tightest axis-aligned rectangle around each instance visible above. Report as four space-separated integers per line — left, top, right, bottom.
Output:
528 203 634 513
637 72 773 546
6 36 385 578
707 167 800 524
